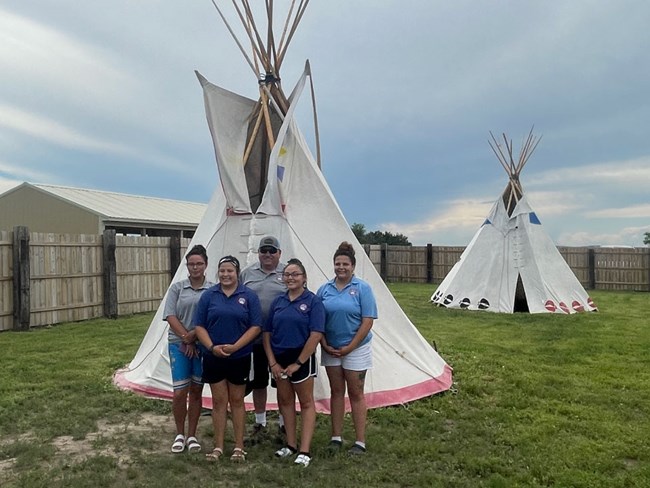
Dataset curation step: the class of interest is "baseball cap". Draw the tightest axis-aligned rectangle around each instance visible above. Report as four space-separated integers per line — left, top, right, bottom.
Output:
258 235 280 250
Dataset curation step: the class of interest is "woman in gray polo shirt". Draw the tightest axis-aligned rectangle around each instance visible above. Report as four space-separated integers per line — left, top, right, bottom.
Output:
164 244 215 454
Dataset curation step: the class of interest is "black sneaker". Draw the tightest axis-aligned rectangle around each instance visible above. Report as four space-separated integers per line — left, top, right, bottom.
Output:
327 439 343 454
348 443 367 455
244 423 268 446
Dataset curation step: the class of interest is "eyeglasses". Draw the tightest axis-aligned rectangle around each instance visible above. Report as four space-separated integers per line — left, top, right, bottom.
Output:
187 262 206 268
259 247 279 255
282 272 304 279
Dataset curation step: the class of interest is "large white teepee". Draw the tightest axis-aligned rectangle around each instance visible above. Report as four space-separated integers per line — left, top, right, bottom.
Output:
114 2 452 413
431 130 598 314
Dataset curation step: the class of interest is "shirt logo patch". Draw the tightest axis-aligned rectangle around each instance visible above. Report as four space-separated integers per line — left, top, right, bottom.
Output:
299 304 308 312
238 297 247 305
349 289 358 296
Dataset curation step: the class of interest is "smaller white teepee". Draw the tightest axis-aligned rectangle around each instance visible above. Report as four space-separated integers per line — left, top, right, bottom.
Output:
431 130 598 314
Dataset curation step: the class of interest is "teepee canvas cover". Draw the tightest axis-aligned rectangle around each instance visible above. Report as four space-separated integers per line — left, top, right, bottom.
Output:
115 2 452 412
431 131 597 314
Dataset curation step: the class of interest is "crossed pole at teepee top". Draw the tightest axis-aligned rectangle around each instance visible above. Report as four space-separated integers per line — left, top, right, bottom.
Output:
209 0 320 169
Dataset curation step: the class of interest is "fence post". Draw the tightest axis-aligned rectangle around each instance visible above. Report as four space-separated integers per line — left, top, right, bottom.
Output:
587 247 596 290
12 226 30 331
647 247 650 292
103 229 118 319
380 243 388 281
170 235 181 279
426 243 433 284
363 244 370 257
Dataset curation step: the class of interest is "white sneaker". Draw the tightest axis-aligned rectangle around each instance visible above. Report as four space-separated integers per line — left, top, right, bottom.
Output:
294 453 311 467
275 446 296 458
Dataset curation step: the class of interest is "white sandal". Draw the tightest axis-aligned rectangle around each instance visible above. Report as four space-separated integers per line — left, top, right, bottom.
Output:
186 436 201 453
171 434 186 453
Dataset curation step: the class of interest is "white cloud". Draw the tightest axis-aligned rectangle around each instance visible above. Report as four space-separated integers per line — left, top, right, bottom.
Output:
0 160 53 182
586 204 650 219
531 157 650 189
0 103 132 153
557 225 650 247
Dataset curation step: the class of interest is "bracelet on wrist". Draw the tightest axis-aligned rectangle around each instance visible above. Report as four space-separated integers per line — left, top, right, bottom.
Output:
295 358 303 366
269 363 277 368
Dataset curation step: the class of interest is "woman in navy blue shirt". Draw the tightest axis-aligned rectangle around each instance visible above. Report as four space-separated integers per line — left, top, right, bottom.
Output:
263 258 325 467
195 255 262 462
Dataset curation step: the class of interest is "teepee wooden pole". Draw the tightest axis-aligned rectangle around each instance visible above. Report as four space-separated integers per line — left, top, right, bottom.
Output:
276 0 309 71
306 60 322 168
210 0 259 77
242 102 265 164
238 0 271 72
277 0 298 65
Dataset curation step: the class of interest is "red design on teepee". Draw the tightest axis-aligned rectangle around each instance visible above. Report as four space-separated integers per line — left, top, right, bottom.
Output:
571 300 585 312
544 300 556 312
559 302 570 314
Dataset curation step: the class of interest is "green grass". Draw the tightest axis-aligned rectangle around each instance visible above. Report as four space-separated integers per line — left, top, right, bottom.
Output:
1 286 649 487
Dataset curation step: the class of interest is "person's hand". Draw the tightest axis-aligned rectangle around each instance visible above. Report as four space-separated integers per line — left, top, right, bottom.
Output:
182 329 196 344
338 344 353 356
182 343 197 358
321 343 337 355
212 344 231 358
270 362 283 380
285 362 300 377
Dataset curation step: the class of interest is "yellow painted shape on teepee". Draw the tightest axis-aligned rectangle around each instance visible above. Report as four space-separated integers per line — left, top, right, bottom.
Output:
279 147 287 157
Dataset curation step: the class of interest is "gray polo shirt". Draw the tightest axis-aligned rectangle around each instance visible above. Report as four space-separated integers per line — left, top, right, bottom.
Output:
240 262 287 323
164 278 215 344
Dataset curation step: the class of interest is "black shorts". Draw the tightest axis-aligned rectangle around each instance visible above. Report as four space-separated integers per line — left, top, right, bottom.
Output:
202 353 251 386
270 348 317 387
249 343 270 389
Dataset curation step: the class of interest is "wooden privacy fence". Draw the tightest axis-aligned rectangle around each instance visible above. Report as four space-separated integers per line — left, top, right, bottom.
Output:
1 228 648 331
363 244 650 292
1 228 190 331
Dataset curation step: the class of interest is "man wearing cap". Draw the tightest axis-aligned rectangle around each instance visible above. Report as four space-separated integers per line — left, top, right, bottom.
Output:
240 235 287 443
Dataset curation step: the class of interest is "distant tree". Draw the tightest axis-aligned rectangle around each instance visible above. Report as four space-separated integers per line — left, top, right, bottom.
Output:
644 231 650 246
350 223 412 246
351 223 367 242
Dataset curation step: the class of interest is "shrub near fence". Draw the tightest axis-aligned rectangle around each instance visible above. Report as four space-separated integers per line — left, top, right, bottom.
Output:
1 229 648 331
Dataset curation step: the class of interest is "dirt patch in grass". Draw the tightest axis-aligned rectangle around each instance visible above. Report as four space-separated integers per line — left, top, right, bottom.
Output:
1 412 175 482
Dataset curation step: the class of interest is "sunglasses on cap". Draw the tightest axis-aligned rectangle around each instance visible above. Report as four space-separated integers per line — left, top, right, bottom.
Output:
259 247 279 254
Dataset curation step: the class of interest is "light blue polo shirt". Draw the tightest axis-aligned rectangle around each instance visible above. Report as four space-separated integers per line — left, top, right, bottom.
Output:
264 289 325 353
316 275 378 349
193 283 262 358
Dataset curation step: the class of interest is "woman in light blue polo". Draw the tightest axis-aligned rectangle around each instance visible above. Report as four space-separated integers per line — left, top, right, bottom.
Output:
317 241 377 456
164 244 214 454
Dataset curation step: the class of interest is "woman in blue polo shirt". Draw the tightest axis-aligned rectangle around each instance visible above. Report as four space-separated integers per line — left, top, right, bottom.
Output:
317 242 377 456
263 258 325 468
194 255 262 463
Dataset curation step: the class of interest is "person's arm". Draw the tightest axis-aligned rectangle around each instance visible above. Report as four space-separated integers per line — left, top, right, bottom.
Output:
196 325 231 358
263 331 282 379
285 331 323 376
167 315 196 344
338 317 373 356
223 326 261 355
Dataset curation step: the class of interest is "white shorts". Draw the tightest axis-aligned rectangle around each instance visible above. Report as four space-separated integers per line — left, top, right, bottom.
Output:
321 341 373 371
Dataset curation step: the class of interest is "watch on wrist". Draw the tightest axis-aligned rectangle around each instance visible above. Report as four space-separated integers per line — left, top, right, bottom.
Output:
295 358 303 366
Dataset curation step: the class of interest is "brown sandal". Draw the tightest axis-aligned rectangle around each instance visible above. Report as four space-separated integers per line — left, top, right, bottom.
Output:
230 447 246 462
206 447 223 461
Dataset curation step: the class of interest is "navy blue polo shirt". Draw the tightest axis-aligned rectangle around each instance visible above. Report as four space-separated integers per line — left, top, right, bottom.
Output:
263 289 325 354
193 283 262 358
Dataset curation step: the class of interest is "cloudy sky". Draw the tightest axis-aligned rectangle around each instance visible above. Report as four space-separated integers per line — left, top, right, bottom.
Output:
1 1 649 246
